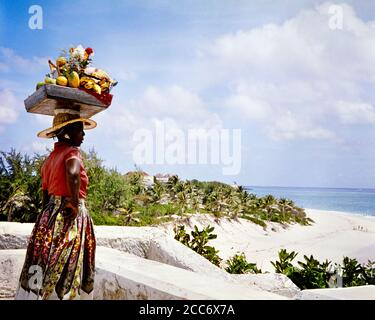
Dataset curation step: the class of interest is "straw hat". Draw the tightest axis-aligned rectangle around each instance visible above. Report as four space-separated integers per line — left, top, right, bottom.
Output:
37 109 97 138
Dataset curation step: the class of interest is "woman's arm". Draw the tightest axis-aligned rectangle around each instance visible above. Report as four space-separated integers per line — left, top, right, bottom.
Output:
64 158 81 219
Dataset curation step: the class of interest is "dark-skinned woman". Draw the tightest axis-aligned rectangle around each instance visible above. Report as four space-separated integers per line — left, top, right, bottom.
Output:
15 109 96 300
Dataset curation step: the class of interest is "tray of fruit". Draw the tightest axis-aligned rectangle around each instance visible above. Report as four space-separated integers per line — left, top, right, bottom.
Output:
24 45 117 117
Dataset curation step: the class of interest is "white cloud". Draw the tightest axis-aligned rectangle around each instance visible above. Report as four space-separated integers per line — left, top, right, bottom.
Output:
0 89 18 127
128 85 222 129
201 2 375 141
30 141 51 153
0 47 48 74
225 94 271 121
90 85 223 157
269 111 335 141
34 113 53 126
101 85 223 134
335 101 375 124
142 86 203 116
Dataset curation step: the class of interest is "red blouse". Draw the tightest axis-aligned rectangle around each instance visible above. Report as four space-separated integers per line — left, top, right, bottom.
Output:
41 142 88 199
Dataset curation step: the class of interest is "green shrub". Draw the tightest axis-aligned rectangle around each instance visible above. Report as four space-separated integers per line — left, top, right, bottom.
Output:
296 255 331 289
360 260 375 285
241 214 267 228
225 252 262 274
90 212 124 226
342 257 367 287
0 150 45 222
174 225 222 267
271 249 375 289
271 249 298 274
82 149 132 224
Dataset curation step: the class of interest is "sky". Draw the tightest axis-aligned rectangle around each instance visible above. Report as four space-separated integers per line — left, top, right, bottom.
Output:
1 0 375 188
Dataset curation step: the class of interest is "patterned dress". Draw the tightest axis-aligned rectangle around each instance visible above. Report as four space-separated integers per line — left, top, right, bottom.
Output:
15 143 96 300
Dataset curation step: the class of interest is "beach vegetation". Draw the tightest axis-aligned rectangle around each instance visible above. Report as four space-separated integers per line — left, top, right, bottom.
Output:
271 249 375 289
0 149 45 222
0 148 312 229
271 249 298 274
342 257 375 286
174 226 374 286
225 252 262 274
174 224 222 267
174 224 263 274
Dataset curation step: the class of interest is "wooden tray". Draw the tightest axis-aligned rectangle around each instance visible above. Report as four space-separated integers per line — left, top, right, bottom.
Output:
24 84 111 118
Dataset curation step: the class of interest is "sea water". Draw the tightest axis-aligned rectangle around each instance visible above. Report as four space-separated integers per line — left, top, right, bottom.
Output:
244 186 375 217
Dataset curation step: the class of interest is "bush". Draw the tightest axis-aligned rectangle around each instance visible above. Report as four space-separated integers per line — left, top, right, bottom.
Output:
225 252 262 274
82 149 132 225
174 225 222 267
271 249 298 274
271 249 375 289
342 257 374 287
0 149 45 222
296 255 331 289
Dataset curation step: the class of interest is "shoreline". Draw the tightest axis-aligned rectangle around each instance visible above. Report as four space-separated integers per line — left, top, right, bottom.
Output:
159 208 375 272
305 207 375 219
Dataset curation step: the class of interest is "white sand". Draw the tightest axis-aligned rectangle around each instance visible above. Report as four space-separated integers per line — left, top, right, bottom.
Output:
159 209 375 272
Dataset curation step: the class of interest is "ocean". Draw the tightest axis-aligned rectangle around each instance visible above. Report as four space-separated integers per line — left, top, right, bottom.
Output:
244 186 375 217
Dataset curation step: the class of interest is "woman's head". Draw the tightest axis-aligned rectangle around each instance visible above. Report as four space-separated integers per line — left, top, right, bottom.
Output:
56 121 85 147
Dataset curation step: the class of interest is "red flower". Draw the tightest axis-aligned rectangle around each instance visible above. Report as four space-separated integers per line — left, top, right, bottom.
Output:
85 47 94 55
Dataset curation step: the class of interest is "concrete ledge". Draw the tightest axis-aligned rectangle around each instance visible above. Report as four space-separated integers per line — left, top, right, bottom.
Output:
0 222 234 281
146 234 230 280
96 247 286 300
231 273 300 298
296 286 375 300
0 223 33 250
0 250 25 298
0 248 287 300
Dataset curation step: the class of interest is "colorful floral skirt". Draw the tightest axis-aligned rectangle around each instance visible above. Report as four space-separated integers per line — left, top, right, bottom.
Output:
15 196 96 300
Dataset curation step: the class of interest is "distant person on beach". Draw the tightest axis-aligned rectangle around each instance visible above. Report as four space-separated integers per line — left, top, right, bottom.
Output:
15 109 97 300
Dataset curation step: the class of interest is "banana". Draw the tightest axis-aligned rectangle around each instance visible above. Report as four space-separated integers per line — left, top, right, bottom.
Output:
84 82 94 89
93 84 102 94
101 82 109 89
80 77 89 85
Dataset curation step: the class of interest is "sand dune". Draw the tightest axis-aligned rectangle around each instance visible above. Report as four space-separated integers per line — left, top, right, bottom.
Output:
159 209 375 272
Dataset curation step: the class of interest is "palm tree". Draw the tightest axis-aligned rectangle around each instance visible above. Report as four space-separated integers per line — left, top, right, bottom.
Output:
147 179 165 202
263 194 276 206
228 193 243 219
166 175 180 193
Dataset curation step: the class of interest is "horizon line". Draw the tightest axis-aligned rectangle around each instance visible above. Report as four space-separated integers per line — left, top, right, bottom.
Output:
243 185 375 191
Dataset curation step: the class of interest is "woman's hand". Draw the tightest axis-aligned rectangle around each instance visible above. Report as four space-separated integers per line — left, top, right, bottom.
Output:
62 197 79 219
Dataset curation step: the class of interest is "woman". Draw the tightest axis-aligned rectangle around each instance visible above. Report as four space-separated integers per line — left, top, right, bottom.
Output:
15 109 97 300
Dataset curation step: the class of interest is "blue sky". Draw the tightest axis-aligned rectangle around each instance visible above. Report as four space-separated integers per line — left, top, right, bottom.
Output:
2 0 375 188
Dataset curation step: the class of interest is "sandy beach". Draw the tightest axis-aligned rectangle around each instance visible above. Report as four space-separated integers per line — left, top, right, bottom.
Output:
160 209 375 272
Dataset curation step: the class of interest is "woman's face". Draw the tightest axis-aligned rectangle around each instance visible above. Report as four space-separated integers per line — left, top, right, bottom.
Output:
66 122 85 147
